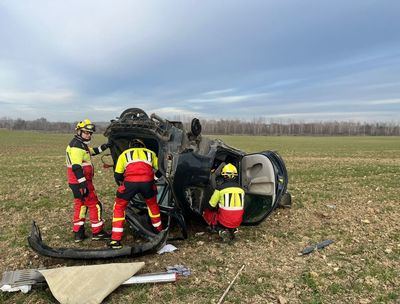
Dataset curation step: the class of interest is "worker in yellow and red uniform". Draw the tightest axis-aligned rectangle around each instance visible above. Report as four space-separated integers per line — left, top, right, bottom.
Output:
203 163 245 241
109 139 163 249
66 119 111 242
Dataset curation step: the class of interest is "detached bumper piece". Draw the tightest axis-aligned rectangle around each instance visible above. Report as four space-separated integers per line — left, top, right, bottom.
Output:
28 221 168 260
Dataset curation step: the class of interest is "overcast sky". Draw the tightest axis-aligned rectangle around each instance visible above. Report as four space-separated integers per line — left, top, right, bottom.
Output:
1 1 400 123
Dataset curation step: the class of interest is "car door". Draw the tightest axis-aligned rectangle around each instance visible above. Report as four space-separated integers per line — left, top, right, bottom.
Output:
241 151 288 225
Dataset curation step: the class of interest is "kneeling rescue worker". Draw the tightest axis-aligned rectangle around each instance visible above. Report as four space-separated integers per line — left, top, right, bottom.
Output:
109 139 163 249
203 163 245 241
66 119 111 242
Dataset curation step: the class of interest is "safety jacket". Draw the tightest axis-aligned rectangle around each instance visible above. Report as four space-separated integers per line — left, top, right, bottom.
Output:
209 180 245 228
115 147 158 183
66 136 105 184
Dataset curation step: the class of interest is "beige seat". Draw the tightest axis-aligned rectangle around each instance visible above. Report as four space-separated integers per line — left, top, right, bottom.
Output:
241 155 275 198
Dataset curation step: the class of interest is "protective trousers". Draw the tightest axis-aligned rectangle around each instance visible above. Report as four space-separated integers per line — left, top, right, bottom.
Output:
69 180 104 234
203 207 243 229
203 208 218 227
111 181 162 241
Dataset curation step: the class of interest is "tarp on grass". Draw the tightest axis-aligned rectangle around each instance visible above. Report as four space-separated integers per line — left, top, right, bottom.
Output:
39 262 145 304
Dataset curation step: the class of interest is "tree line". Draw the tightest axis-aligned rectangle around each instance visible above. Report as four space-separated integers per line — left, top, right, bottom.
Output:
1 116 400 136
186 119 400 136
0 117 108 133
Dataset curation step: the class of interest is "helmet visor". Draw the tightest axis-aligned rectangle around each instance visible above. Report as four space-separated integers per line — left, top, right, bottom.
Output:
82 124 96 133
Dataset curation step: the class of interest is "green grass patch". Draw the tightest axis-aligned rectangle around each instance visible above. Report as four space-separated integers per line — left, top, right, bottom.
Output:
1 130 399 303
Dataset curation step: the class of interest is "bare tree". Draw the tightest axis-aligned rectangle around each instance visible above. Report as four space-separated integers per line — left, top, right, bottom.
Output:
1 117 400 135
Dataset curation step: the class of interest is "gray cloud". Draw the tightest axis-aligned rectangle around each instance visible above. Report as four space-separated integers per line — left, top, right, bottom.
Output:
0 1 399 122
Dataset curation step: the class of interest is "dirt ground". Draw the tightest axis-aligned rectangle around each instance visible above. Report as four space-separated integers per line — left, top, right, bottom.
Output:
0 131 399 303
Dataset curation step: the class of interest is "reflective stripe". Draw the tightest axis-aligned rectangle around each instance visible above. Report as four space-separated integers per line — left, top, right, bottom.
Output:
112 227 124 232
77 177 86 183
98 146 103 153
127 151 132 162
146 151 152 163
148 209 160 218
126 159 152 166
224 193 230 207
79 206 87 219
91 221 103 228
219 205 243 211
96 203 102 221
66 152 72 165
152 221 162 227
230 193 241 207
112 217 125 222
74 221 85 226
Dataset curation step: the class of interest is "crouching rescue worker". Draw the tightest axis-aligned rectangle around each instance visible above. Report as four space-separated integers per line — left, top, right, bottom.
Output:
66 119 111 242
203 163 245 241
109 139 163 249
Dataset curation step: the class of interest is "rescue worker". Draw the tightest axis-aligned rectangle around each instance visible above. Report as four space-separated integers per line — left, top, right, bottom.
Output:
66 119 111 242
203 163 245 241
109 139 163 249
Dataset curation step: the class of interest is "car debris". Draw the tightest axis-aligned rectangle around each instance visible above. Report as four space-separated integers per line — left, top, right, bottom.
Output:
1 263 191 294
166 264 192 277
157 243 178 254
300 239 334 255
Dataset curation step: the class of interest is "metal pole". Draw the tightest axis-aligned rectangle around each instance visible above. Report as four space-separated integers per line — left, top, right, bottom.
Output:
122 272 177 285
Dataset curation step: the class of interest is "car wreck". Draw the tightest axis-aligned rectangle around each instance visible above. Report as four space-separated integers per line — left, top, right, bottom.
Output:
28 108 291 259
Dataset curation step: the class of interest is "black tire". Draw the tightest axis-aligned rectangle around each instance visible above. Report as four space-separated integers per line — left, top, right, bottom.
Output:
191 118 202 136
120 108 148 119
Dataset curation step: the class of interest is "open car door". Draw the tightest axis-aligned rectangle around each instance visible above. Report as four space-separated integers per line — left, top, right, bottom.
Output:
241 151 289 225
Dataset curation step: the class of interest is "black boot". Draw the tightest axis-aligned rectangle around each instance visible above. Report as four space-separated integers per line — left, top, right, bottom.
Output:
74 226 87 243
218 229 229 242
228 228 236 241
207 225 218 233
108 240 123 249
92 229 111 241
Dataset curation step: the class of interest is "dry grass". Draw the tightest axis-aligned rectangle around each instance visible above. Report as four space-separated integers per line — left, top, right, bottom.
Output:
0 130 399 303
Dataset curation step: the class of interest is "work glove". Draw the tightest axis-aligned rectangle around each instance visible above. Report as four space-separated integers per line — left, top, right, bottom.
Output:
155 170 163 179
208 205 218 211
114 172 124 186
79 181 89 198
99 143 111 151
106 139 113 148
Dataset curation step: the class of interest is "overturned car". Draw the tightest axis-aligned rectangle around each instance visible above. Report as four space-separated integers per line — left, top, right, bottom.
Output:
29 108 291 259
